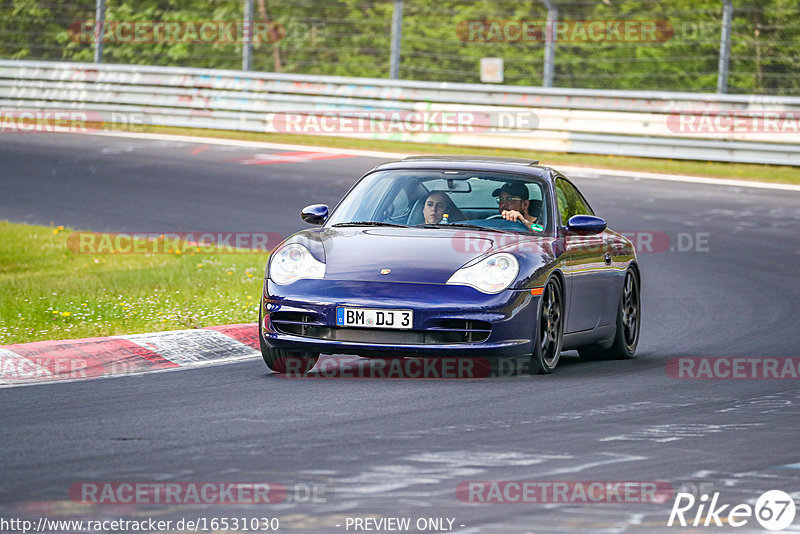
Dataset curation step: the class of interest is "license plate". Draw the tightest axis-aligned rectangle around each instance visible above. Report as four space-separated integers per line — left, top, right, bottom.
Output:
336 307 413 329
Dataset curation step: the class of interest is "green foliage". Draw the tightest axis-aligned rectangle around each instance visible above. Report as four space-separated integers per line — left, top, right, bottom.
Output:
1 0 798 94
0 221 265 344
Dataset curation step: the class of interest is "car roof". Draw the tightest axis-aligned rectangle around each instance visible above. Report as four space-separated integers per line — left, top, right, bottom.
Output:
400 155 539 165
372 155 554 180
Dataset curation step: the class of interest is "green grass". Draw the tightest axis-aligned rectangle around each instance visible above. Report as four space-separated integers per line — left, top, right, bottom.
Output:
141 125 800 185
0 221 265 345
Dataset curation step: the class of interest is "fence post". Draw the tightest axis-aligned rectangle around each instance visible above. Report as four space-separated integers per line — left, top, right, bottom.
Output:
93 0 105 63
243 0 254 70
541 0 557 87
717 0 733 93
389 0 404 79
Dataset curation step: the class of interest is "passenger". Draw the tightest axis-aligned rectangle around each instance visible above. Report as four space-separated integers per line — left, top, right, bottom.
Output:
423 191 457 224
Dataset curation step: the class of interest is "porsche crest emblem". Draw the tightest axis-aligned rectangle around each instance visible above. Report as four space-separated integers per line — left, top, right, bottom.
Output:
380 268 391 275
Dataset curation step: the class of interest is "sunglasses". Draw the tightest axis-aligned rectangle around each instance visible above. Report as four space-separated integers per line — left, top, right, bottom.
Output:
496 196 523 204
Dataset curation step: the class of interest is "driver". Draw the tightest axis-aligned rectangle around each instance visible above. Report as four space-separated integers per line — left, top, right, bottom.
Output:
493 182 538 225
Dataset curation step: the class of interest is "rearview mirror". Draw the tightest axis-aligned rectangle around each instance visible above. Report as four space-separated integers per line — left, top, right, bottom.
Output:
566 215 607 234
301 204 328 225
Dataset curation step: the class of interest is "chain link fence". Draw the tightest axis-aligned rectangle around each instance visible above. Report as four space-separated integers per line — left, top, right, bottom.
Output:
1 0 798 95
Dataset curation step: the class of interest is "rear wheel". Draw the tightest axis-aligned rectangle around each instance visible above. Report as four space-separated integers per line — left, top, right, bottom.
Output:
530 277 564 374
579 268 640 361
259 308 319 374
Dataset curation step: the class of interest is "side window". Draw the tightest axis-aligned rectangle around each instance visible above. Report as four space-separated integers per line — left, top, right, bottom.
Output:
526 182 547 227
555 178 594 226
329 173 394 224
388 187 410 219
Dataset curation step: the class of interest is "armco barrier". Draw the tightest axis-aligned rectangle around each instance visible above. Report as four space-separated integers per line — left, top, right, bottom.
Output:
1 60 799 166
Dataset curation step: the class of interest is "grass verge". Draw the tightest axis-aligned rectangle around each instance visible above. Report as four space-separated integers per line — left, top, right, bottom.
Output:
0 221 265 345
135 125 800 185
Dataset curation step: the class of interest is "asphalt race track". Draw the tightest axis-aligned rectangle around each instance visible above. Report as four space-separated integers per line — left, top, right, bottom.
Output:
2 133 800 533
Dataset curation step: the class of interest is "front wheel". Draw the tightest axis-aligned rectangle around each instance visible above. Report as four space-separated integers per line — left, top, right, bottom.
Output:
530 277 564 374
259 308 319 374
579 268 640 361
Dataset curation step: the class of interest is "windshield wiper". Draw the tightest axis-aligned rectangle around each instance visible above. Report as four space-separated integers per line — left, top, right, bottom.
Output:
332 221 410 228
419 223 504 232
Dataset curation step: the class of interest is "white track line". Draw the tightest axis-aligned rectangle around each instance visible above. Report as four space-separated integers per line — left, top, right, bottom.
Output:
91 130 412 159
88 130 800 192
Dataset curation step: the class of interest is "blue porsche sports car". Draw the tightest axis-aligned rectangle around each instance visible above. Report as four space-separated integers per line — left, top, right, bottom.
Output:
260 156 641 374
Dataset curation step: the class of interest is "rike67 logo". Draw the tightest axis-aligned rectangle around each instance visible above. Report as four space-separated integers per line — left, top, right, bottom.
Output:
668 490 796 531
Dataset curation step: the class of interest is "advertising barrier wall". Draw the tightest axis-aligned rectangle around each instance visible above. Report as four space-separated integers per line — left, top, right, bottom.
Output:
2 60 799 165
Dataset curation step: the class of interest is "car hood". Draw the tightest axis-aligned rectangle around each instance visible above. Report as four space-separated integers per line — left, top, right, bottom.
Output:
290 227 552 284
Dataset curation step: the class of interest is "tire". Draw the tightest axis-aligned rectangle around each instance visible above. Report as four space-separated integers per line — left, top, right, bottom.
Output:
579 268 640 361
258 308 319 374
530 277 564 374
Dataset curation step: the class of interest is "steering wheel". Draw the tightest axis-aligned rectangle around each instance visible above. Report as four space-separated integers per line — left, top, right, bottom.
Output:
486 213 533 232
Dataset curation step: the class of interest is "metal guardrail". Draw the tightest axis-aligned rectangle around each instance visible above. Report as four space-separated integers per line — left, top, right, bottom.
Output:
2 60 799 166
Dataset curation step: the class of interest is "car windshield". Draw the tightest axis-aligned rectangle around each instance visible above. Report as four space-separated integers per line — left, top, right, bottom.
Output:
326 170 549 234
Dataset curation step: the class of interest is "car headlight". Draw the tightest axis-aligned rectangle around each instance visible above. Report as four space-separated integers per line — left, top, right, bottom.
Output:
446 253 519 294
269 243 325 285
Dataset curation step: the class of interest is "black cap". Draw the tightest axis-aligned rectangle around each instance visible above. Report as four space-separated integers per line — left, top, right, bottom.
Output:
492 182 529 200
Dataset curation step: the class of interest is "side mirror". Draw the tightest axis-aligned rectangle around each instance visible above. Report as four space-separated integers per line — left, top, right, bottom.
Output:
566 215 607 234
301 204 328 225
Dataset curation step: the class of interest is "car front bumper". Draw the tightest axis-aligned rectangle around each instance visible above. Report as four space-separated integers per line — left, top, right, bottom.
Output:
261 279 540 358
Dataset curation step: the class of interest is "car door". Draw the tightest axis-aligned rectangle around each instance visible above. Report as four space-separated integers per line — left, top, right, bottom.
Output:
555 176 615 333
